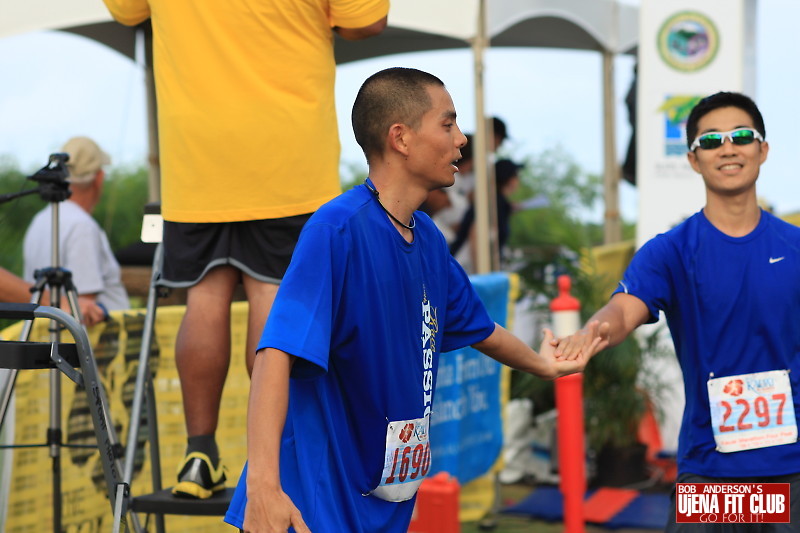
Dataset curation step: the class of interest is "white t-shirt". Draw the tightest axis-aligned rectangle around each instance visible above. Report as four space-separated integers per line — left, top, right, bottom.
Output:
23 200 130 311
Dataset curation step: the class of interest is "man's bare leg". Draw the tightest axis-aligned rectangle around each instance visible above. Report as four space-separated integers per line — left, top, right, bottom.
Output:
175 265 239 437
242 274 279 375
172 265 239 498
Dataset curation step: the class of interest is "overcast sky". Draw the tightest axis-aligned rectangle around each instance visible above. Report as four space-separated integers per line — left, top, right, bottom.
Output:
0 1 798 222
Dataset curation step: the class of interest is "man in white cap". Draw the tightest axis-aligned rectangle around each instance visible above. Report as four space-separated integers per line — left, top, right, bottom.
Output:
23 136 129 325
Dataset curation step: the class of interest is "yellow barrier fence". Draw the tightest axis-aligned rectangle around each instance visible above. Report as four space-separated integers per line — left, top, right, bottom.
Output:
1 272 522 531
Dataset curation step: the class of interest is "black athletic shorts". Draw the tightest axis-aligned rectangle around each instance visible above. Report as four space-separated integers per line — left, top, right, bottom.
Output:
160 214 311 288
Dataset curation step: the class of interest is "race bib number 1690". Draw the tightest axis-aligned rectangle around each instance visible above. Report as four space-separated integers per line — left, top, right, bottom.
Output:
369 416 431 502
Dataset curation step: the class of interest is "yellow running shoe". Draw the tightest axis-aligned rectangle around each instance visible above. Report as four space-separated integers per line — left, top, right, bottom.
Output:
171 451 227 499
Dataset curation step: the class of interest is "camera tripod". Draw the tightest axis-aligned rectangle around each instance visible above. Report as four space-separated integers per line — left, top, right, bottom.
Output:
0 154 134 532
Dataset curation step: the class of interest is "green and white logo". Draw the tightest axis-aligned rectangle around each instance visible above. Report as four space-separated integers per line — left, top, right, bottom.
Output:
658 11 719 72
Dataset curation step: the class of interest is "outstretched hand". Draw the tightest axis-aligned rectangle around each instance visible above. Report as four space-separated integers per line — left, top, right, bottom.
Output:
551 320 610 362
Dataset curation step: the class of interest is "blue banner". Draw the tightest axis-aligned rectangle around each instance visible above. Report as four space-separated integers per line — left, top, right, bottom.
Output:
429 272 509 484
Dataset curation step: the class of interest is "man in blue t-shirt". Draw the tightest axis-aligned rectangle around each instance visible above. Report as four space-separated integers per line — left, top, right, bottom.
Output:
224 68 601 533
555 91 800 531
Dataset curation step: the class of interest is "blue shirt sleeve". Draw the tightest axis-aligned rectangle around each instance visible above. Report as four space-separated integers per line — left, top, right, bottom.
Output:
258 222 344 379
613 235 673 324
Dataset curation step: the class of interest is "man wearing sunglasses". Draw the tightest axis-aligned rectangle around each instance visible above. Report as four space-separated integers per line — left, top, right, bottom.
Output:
554 91 800 531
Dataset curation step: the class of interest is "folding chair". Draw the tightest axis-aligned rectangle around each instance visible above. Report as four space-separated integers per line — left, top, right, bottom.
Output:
0 303 134 532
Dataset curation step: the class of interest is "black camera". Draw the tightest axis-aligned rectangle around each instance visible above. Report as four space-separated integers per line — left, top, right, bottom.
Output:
28 152 70 185
0 153 73 206
27 153 71 203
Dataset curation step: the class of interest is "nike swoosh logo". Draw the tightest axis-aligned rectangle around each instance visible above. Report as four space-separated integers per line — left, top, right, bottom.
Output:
769 257 785 264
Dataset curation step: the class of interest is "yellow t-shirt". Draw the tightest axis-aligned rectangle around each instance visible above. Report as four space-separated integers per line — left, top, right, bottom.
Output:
104 0 389 222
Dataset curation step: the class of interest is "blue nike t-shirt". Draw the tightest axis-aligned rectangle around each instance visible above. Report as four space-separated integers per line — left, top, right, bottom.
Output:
615 209 800 477
225 181 495 532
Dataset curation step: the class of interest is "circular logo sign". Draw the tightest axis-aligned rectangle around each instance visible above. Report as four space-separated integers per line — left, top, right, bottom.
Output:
657 11 719 72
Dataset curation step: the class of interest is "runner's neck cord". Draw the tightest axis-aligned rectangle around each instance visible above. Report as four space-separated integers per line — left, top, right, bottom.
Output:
364 180 416 231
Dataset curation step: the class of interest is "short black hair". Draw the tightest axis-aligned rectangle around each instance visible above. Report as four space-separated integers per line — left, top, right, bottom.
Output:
493 116 508 142
495 159 522 188
686 92 765 149
351 67 445 161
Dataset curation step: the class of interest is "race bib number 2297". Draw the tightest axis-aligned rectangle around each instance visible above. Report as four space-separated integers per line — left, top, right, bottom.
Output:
708 370 797 453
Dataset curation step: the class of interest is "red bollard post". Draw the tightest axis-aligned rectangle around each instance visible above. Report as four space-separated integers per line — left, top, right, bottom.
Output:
550 275 586 533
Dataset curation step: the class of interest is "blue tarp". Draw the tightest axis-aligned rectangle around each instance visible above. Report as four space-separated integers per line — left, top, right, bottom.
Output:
502 486 671 530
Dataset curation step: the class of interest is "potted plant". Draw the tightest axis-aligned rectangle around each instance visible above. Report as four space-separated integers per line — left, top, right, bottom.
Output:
504 148 670 486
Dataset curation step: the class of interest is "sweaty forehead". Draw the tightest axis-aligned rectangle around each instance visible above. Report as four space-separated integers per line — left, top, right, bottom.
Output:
697 106 754 133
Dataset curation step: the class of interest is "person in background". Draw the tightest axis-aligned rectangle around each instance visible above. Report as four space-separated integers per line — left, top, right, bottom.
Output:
23 136 129 327
554 91 800 531
0 267 105 322
103 0 389 499
492 116 509 153
424 133 473 242
449 158 523 268
445 116 511 272
0 268 35 304
458 117 509 203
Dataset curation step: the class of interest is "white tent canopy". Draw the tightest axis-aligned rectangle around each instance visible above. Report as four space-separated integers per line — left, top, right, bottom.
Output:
1 0 639 268
1 1 637 59
2 0 133 57
358 0 637 53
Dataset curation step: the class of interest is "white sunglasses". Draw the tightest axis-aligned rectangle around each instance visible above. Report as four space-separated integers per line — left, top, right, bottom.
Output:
689 127 764 151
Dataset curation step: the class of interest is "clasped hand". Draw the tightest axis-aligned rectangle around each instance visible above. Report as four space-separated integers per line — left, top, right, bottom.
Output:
551 320 611 363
